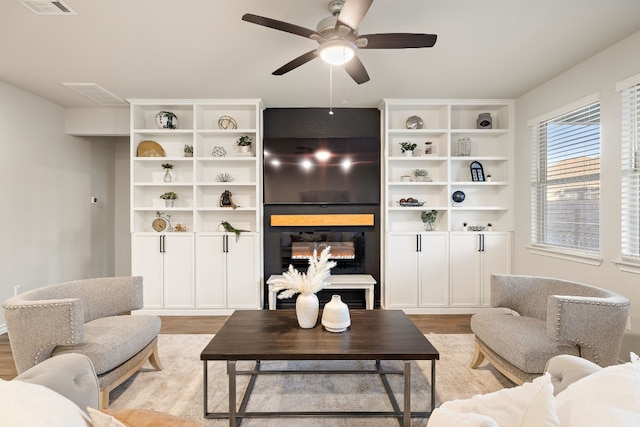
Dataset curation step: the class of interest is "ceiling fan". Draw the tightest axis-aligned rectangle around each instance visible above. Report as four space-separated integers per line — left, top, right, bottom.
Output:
242 0 437 84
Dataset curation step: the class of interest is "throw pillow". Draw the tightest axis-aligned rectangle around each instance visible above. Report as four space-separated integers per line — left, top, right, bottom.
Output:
0 379 91 427
555 358 640 426
88 408 128 427
103 408 208 427
428 373 560 427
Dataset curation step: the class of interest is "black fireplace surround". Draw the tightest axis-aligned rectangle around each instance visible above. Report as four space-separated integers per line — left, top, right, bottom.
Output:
263 108 381 309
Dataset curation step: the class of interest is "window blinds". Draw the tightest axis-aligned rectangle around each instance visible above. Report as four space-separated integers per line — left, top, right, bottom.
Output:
530 101 601 252
619 78 640 259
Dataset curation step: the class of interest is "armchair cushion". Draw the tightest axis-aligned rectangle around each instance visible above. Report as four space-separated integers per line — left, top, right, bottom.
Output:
52 315 161 375
471 310 579 374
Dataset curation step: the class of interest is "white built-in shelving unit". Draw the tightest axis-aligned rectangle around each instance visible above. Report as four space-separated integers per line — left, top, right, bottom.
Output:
380 99 514 312
129 99 263 313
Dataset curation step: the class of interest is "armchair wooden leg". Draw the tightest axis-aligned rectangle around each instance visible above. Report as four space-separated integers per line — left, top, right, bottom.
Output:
99 389 109 410
470 341 485 369
148 342 163 371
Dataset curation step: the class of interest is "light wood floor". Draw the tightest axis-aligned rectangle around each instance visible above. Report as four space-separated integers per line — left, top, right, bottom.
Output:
0 313 471 381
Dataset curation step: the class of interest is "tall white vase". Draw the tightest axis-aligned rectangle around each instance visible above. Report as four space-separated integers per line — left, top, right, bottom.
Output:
296 293 319 329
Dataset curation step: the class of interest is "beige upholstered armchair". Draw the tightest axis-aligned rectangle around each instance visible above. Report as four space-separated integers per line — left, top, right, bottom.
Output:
470 274 630 384
2 276 162 408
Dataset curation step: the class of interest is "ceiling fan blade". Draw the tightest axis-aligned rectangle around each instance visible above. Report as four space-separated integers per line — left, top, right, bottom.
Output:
272 50 318 76
337 0 373 30
242 13 319 39
358 33 438 49
344 56 370 84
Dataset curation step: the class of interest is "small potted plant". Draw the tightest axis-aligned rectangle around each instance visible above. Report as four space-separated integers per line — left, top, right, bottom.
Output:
421 210 438 231
236 135 252 154
160 191 177 207
161 163 173 182
400 141 417 157
183 144 193 157
413 169 431 182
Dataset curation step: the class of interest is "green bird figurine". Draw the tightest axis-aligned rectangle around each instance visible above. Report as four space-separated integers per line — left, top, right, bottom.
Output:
220 221 249 241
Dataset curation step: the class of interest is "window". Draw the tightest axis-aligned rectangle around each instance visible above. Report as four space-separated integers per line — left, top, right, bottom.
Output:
617 75 640 261
529 96 601 253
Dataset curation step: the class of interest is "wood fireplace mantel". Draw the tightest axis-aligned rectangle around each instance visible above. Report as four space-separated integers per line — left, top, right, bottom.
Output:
270 214 375 227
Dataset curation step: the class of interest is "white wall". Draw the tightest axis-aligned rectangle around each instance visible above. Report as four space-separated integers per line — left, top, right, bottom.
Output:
513 30 640 355
114 137 131 276
0 81 116 329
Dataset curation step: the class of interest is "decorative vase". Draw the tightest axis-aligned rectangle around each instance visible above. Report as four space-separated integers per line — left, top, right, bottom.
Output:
165 199 174 208
296 293 319 329
404 150 413 157
155 111 178 129
163 169 173 182
238 145 250 154
321 295 351 333
423 221 434 231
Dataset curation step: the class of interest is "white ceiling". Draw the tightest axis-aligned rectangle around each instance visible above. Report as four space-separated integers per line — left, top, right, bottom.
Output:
2 0 640 109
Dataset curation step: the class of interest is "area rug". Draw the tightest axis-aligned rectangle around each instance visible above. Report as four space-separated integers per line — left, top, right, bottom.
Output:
109 334 513 426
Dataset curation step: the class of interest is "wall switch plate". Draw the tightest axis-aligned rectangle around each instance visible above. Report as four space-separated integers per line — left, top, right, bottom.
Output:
13 285 22 296
91 197 98 204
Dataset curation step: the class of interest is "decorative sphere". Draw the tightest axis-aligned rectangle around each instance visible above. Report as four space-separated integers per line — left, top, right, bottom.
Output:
452 190 466 203
155 111 178 129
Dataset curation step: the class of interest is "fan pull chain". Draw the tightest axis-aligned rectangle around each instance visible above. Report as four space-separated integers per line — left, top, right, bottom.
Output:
329 65 334 115
342 63 348 105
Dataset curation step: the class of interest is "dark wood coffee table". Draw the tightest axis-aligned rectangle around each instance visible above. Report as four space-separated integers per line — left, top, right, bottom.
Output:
200 309 439 427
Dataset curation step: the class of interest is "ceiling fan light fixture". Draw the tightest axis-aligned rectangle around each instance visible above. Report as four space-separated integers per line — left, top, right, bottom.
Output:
319 40 355 65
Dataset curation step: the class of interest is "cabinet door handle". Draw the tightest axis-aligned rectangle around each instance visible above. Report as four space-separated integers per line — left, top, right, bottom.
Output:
223 234 229 253
480 234 485 252
160 235 166 253
416 234 421 252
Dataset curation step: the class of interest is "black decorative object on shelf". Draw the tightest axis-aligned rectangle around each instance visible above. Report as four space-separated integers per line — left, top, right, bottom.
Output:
470 161 485 182
452 190 466 204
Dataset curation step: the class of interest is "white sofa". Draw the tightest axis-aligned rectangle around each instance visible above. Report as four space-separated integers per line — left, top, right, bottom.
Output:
428 353 640 427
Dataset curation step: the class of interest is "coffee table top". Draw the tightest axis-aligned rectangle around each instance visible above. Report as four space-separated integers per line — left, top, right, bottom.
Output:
200 309 439 361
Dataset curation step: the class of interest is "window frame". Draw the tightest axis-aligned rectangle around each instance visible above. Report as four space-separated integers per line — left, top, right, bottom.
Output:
616 74 640 265
527 94 602 258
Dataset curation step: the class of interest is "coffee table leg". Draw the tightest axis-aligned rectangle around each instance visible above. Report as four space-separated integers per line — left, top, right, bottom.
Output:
203 361 208 417
404 360 411 427
228 360 236 427
431 359 436 411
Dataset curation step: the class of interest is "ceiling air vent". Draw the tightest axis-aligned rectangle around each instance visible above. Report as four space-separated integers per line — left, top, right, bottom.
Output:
62 83 128 106
19 1 77 15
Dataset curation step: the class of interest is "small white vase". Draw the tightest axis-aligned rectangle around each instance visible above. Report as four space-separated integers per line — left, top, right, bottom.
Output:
404 150 413 157
296 293 319 329
321 295 351 333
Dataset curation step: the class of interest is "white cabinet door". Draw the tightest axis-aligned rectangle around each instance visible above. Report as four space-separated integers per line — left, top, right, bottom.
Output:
162 234 194 309
386 233 420 308
131 234 194 309
481 233 512 307
418 233 449 307
226 233 260 309
450 233 482 307
195 235 226 308
131 235 164 309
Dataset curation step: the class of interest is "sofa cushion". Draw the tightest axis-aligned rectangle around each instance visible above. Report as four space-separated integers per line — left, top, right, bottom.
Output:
52 315 161 375
0 378 91 427
555 357 640 426
471 311 579 373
